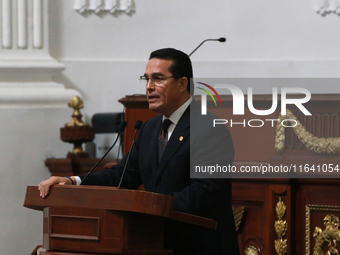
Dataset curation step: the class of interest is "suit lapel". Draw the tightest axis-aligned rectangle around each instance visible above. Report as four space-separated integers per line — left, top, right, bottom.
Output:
155 106 190 180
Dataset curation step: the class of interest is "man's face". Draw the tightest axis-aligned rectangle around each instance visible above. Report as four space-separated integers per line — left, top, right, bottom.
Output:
144 58 185 117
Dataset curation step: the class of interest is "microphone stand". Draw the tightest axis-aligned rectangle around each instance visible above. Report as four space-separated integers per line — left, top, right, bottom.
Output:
81 121 127 185
117 120 142 188
188 37 226 57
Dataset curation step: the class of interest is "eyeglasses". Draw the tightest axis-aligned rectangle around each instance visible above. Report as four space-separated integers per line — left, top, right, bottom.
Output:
139 75 174 86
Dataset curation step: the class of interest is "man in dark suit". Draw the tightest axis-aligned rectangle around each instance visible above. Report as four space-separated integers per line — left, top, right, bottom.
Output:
39 48 239 255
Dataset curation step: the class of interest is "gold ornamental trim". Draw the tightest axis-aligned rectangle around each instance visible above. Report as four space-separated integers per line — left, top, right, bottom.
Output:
234 206 245 233
313 214 340 255
275 109 340 155
305 204 340 255
275 198 288 255
244 245 259 255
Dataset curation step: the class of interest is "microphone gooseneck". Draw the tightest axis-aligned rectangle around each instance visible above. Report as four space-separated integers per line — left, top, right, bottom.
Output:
188 37 226 57
81 120 128 185
117 120 142 188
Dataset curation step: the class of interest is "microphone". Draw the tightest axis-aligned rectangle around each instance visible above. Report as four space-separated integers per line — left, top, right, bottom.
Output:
81 120 128 185
117 120 142 188
188 37 226 57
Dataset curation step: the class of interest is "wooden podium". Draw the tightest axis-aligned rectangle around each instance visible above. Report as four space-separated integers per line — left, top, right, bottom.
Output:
24 185 216 255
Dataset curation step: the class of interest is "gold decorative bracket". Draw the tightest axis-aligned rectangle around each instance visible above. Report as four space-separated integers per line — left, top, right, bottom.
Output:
313 214 340 255
306 204 340 255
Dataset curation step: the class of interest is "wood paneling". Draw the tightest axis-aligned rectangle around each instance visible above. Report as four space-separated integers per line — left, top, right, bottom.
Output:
118 94 340 255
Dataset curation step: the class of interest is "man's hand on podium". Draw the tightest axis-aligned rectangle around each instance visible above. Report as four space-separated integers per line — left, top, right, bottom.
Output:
38 176 75 198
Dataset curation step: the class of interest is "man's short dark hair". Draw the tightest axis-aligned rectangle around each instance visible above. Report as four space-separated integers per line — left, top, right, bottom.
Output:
149 48 194 95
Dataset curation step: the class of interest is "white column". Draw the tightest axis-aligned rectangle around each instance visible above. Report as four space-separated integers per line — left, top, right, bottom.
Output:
17 0 27 49
2 0 12 49
33 0 43 49
0 2 80 254
0 0 80 107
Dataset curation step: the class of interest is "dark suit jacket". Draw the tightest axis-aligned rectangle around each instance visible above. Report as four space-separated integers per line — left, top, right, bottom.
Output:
81 100 239 255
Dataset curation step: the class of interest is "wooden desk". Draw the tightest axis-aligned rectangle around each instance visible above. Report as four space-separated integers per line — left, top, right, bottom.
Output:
25 186 216 255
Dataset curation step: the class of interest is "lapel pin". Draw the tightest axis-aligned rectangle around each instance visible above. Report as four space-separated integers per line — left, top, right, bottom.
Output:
179 136 183 141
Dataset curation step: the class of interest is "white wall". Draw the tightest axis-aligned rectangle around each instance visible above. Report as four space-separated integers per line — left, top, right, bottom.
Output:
1 0 340 254
0 108 73 254
49 0 340 120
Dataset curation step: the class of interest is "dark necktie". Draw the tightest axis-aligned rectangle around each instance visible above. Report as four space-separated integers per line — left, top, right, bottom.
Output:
158 119 172 162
